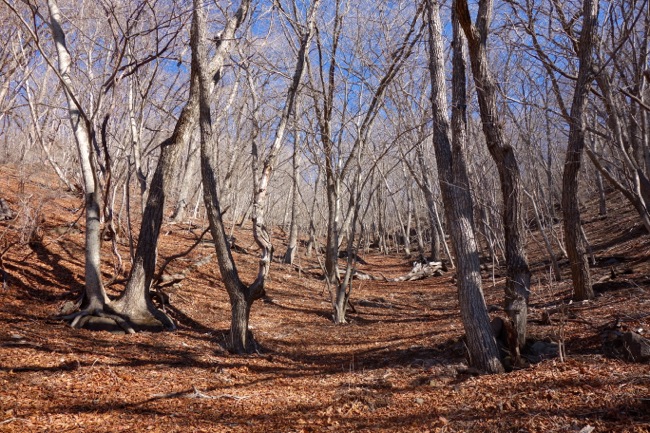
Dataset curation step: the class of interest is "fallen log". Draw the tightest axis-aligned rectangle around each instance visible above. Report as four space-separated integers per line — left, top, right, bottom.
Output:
345 261 445 282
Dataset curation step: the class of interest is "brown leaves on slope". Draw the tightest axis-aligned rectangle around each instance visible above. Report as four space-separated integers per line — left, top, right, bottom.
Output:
0 166 649 432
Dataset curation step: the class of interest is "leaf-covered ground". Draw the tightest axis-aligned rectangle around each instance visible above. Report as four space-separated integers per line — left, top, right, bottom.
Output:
1 165 649 432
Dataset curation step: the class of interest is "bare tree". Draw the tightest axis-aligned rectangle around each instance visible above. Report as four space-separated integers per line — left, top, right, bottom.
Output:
425 0 502 373
456 0 531 348
309 0 424 323
249 0 319 294
561 0 599 301
283 116 301 264
195 0 317 352
5 0 111 318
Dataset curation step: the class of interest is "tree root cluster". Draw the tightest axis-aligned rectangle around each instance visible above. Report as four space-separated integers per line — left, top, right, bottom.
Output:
58 299 175 334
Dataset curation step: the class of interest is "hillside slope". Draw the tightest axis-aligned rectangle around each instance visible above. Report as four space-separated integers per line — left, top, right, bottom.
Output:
1 165 649 432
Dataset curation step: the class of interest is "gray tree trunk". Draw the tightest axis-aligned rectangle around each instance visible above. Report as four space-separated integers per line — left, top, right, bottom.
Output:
249 0 319 293
170 135 200 222
306 168 320 257
427 0 503 373
284 139 300 264
416 145 443 262
562 0 599 301
456 0 531 348
193 0 255 353
46 0 108 312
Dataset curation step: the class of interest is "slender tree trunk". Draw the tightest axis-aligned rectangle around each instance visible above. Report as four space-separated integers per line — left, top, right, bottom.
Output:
456 0 531 347
47 0 107 310
284 133 300 264
562 0 598 301
325 165 342 321
127 57 148 212
306 169 320 257
250 0 319 293
413 194 427 260
427 0 502 373
592 138 607 216
193 0 254 353
416 146 442 262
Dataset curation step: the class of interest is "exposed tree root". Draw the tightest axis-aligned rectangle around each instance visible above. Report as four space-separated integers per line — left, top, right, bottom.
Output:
60 308 136 334
58 303 175 334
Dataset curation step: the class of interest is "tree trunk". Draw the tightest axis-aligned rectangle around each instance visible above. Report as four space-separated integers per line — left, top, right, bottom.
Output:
416 147 444 262
193 0 254 353
112 75 197 327
325 167 341 305
249 0 319 292
229 290 253 354
562 0 598 301
455 0 531 347
170 135 200 222
127 59 148 212
413 196 427 260
284 140 300 264
306 168 320 257
427 0 503 373
47 0 108 311
593 142 607 216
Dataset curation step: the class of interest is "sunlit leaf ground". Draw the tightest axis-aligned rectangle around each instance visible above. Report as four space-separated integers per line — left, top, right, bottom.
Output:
1 165 649 432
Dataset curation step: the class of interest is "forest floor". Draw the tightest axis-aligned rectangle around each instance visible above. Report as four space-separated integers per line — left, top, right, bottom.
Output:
1 164 649 433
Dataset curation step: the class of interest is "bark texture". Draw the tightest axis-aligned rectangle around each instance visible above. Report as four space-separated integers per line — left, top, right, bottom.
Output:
426 0 503 373
562 0 599 301
47 0 108 311
193 0 255 353
455 0 531 347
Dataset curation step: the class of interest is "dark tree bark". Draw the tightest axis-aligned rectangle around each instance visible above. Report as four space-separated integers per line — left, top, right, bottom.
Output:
562 0 599 301
193 0 255 353
111 0 249 331
455 0 531 348
426 0 503 373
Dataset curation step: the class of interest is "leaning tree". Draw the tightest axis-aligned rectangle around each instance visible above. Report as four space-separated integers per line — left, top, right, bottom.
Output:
425 0 503 373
